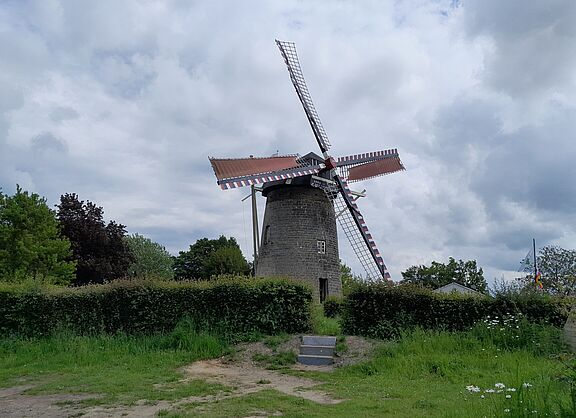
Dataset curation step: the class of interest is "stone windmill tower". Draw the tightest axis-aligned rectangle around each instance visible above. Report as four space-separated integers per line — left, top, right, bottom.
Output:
209 40 405 301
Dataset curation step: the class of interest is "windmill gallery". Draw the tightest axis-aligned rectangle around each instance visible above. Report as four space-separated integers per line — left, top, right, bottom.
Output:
209 41 405 302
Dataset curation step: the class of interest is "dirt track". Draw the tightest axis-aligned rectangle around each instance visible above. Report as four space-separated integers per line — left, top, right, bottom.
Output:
0 336 375 417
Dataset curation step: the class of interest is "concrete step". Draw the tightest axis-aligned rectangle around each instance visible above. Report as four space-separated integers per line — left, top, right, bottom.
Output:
297 354 334 366
297 336 337 366
299 345 335 356
302 335 337 347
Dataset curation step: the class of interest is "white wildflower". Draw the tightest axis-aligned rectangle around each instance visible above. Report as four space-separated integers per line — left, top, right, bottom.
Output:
481 395 485 399
495 383 506 389
506 394 512 399
504 409 510 413
507 388 516 392
485 389 495 393
466 385 481 393
522 383 533 388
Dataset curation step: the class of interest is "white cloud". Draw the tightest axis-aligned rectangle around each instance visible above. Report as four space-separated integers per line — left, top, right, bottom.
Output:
1 0 575 285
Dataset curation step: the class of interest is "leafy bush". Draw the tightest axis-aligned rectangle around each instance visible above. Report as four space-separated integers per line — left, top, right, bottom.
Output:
342 283 568 339
323 296 343 318
0 277 312 338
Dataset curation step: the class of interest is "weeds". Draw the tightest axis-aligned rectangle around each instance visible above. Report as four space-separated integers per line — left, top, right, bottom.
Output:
311 304 341 336
262 334 290 351
471 313 567 355
251 351 297 370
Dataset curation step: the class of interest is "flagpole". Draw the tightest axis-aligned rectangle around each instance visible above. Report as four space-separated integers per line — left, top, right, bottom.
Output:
533 238 537 280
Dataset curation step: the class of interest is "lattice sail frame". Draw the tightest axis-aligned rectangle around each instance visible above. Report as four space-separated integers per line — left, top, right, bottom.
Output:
276 40 331 153
312 177 391 281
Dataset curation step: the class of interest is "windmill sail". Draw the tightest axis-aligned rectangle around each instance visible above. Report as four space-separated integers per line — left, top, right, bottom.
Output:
210 155 301 180
276 40 397 281
214 163 322 190
336 149 405 182
332 177 390 280
276 40 331 153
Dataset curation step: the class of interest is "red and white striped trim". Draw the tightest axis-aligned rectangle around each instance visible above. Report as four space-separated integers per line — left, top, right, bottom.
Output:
219 167 319 190
336 149 398 163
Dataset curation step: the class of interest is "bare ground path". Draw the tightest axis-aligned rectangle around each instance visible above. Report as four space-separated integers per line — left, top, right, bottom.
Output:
0 336 376 417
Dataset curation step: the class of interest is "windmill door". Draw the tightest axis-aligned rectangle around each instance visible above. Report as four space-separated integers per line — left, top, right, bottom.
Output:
319 278 328 303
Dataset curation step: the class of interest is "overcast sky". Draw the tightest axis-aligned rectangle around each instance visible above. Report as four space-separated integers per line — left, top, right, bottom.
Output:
1 0 575 284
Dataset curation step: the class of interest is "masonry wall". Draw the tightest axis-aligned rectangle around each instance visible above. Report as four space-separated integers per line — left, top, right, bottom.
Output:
255 185 342 301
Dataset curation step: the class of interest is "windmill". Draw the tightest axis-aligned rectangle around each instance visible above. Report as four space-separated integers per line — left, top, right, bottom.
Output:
209 40 405 301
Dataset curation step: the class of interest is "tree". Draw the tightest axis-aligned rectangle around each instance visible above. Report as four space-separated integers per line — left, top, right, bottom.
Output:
340 261 363 296
400 257 487 293
521 245 576 295
0 186 75 284
173 235 250 280
57 193 133 285
125 233 174 280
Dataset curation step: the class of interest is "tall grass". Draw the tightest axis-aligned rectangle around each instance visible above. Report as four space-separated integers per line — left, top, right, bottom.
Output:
311 304 341 335
0 321 229 405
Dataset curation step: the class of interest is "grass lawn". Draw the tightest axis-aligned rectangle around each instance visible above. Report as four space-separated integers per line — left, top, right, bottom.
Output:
0 317 574 417
0 321 230 406
163 328 575 417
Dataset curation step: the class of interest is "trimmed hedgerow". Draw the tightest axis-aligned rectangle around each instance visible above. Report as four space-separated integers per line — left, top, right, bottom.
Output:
0 277 312 337
341 283 568 339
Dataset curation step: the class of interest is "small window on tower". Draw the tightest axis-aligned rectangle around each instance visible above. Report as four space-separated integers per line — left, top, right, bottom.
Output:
317 240 326 254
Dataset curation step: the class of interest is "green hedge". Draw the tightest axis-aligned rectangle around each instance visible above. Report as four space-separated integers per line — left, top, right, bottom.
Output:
0 277 313 337
323 296 343 318
342 283 568 339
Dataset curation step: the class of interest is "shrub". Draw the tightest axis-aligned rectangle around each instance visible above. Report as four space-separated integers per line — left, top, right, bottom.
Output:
341 283 568 339
323 296 343 318
0 277 312 338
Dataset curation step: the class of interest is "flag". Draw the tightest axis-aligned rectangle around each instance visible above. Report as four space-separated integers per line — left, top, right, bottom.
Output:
519 248 534 272
535 270 543 289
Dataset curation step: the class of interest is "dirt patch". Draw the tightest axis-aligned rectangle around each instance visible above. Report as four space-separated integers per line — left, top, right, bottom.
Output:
0 385 97 418
335 335 379 367
229 335 378 371
2 336 376 418
182 358 340 404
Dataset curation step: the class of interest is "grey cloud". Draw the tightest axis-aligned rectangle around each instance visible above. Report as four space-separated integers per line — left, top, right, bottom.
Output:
31 132 67 154
464 0 576 97
431 98 503 160
92 52 157 99
471 108 576 213
49 106 79 122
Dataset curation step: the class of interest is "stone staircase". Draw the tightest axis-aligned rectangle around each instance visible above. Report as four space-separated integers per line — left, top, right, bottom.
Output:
297 335 336 366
